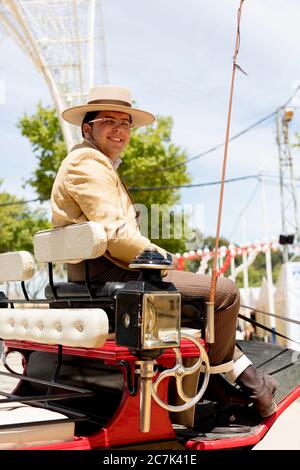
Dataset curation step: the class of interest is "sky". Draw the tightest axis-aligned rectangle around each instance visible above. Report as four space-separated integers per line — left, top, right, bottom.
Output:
1 0 300 247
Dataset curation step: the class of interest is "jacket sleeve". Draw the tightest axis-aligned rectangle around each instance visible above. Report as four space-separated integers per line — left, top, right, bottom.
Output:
64 151 166 264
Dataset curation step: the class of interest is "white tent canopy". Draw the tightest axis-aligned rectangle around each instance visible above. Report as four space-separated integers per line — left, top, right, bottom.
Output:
274 262 300 352
253 277 275 342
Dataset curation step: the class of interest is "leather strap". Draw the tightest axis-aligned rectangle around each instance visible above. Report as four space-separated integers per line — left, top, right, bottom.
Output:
88 99 132 107
201 360 233 374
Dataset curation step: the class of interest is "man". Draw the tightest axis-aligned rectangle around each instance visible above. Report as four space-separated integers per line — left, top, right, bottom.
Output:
51 85 276 418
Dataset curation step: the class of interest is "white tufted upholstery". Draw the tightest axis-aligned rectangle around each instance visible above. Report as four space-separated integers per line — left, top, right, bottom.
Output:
0 308 109 348
33 221 107 264
0 251 34 283
0 397 75 449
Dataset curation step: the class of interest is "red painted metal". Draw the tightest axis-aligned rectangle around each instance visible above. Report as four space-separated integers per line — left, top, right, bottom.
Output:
18 381 174 450
88 378 175 448
4 338 203 363
5 338 200 450
6 338 299 451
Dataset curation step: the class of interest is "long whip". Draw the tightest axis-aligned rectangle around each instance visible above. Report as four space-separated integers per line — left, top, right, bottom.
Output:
207 0 246 342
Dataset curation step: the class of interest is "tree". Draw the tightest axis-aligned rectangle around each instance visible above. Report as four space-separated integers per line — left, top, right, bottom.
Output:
235 250 282 287
120 116 189 206
18 103 67 200
120 115 191 252
18 105 191 252
0 183 50 253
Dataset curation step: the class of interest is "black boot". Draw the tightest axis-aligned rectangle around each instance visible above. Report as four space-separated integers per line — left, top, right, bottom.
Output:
203 374 250 405
236 365 277 418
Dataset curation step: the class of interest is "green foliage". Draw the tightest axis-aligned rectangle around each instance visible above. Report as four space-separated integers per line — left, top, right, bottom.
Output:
120 116 190 206
18 103 67 199
0 184 50 253
119 116 191 252
18 106 191 253
235 250 283 287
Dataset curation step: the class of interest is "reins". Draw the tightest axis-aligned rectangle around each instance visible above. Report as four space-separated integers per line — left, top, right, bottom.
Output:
240 304 300 327
238 313 300 347
239 304 300 347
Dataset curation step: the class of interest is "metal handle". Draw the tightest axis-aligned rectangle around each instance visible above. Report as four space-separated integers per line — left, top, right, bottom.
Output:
137 360 155 433
206 301 215 344
151 333 210 413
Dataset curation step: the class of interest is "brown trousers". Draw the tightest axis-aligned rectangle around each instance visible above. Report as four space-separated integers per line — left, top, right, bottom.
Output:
68 257 240 366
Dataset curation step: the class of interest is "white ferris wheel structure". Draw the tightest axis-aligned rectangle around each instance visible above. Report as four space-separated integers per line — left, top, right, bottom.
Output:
0 0 108 149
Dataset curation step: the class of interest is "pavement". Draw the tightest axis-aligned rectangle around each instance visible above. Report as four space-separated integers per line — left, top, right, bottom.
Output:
253 398 300 450
0 350 23 394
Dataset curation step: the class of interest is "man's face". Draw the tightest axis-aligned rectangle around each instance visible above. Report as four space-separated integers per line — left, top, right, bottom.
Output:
84 110 131 161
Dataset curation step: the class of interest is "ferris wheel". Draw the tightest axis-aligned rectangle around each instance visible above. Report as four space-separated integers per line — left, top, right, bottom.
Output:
0 0 108 149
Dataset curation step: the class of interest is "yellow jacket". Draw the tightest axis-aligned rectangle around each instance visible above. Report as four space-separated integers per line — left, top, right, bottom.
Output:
51 140 165 269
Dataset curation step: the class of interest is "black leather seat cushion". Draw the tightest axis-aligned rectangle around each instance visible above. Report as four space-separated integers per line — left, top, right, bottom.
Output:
45 281 126 300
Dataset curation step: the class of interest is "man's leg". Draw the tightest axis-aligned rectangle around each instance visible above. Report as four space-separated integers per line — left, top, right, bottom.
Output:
163 270 276 417
164 270 239 365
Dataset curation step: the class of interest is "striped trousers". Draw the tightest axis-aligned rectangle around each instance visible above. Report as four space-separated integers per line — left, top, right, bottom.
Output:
68 257 240 366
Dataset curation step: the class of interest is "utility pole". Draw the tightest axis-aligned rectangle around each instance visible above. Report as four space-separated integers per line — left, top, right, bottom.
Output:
276 108 300 262
241 213 249 307
259 171 276 343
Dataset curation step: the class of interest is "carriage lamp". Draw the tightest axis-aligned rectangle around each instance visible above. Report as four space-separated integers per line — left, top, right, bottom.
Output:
116 291 180 352
115 246 181 356
142 292 180 349
115 247 209 434
115 246 180 433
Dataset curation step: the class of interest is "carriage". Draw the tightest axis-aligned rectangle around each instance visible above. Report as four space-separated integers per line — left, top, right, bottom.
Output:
0 221 299 451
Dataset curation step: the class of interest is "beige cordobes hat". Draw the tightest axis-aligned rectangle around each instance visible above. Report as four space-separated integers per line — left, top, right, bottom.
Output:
62 85 155 128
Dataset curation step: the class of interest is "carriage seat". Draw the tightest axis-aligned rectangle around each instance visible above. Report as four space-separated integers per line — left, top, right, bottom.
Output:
0 319 107 448
0 251 34 284
34 222 127 334
0 241 110 348
33 222 206 334
44 280 126 300
0 240 110 449
34 221 111 300
33 221 107 264
0 307 109 348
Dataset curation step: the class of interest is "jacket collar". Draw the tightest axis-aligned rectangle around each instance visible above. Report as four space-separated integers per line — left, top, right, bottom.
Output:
71 139 122 170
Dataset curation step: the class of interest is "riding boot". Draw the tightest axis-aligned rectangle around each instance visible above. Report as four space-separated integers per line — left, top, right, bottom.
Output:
203 373 250 405
236 365 277 418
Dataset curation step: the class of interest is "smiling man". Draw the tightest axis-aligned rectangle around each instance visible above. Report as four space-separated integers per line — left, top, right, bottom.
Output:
51 85 160 274
51 85 276 420
81 110 132 163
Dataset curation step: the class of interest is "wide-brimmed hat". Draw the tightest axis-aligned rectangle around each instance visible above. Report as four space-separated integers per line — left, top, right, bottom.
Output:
62 85 155 128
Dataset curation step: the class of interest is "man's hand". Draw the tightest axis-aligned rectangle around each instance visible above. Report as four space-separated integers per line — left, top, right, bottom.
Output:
153 245 177 269
167 252 178 269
